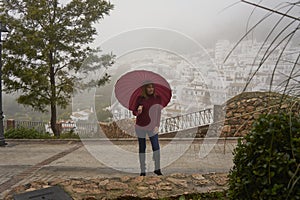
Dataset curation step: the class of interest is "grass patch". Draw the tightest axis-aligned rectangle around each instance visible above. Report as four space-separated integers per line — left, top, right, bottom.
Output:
114 191 228 200
161 191 228 200
5 127 80 139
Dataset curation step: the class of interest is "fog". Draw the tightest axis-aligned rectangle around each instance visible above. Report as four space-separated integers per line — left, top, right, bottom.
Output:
58 0 299 47
92 0 296 48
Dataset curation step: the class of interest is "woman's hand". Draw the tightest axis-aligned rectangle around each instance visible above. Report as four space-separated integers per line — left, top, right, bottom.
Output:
153 126 159 134
137 105 143 114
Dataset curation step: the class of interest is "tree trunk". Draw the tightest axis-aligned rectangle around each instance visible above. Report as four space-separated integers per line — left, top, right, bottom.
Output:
49 51 59 137
50 101 58 137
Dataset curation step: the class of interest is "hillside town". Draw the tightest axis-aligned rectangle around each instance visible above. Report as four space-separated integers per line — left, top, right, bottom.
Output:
109 39 300 121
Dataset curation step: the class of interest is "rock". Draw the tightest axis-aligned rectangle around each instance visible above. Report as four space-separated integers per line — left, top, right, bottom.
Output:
191 174 205 180
73 187 88 193
48 178 64 186
157 182 172 191
99 179 109 186
253 99 262 106
137 186 148 190
253 113 261 119
120 176 131 182
87 186 103 194
242 114 249 120
106 181 128 190
166 177 188 188
246 106 255 112
144 192 157 199
25 188 36 192
226 111 233 118
70 180 83 186
170 173 187 179
228 102 236 109
158 185 172 191
148 185 156 190
228 119 240 125
83 196 97 200
131 176 144 184
256 106 264 111
236 107 245 113
233 113 241 117
210 174 229 186
281 104 289 109
145 176 161 184
30 181 44 189
121 190 137 198
222 125 231 133
193 179 211 186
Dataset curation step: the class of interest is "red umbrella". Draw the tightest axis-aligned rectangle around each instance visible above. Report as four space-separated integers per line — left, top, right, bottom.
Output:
114 70 172 111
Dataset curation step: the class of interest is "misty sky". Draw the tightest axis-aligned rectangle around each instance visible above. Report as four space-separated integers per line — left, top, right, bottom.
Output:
92 0 290 48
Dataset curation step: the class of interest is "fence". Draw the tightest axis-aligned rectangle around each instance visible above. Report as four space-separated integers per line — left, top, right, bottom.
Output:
4 119 99 136
3 105 221 136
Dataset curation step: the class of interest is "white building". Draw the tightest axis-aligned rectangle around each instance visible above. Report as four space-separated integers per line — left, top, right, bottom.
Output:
70 107 94 122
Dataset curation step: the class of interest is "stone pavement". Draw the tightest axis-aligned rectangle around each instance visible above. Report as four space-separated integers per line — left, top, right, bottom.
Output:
0 138 237 199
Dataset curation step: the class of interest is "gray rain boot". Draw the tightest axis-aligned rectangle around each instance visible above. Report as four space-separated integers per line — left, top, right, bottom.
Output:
139 153 146 176
153 150 162 176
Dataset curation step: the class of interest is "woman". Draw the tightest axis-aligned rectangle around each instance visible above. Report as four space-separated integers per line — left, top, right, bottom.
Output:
133 82 163 176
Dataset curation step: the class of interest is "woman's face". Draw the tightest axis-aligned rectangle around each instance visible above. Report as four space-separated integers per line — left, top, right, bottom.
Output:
146 84 154 96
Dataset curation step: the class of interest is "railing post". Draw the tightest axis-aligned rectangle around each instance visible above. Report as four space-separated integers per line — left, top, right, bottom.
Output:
213 105 223 123
56 122 62 135
6 119 15 130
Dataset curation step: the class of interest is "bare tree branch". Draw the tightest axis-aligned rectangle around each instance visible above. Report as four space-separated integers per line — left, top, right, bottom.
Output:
241 0 300 21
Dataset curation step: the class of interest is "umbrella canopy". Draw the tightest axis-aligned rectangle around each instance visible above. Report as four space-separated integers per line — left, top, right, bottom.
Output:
114 70 172 111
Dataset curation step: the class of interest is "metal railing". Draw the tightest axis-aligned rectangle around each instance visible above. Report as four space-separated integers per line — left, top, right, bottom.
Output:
4 120 99 136
160 108 213 133
15 120 47 133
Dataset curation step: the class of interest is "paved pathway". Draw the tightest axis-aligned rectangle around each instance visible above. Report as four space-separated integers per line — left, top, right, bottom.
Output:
0 139 237 199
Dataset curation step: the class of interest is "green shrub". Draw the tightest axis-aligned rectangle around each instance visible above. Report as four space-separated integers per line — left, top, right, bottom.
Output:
4 127 52 139
4 127 81 139
228 112 300 199
59 131 80 139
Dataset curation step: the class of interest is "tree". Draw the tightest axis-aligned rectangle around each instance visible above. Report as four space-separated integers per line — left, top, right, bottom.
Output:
0 0 114 136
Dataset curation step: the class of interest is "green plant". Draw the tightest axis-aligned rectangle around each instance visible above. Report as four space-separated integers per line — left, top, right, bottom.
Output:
5 127 52 139
228 112 300 199
115 191 228 200
59 131 80 139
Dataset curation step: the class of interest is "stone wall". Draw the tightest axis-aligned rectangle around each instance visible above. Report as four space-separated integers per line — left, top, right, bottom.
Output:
99 119 135 138
99 121 209 139
221 92 300 137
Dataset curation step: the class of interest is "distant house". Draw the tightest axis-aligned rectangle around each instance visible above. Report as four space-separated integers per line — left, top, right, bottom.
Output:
109 102 133 120
70 107 94 122
163 102 187 118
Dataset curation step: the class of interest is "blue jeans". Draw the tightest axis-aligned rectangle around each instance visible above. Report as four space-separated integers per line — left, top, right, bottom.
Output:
135 129 160 172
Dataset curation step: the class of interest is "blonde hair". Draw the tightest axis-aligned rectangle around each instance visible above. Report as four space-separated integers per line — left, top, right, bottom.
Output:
141 83 156 98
